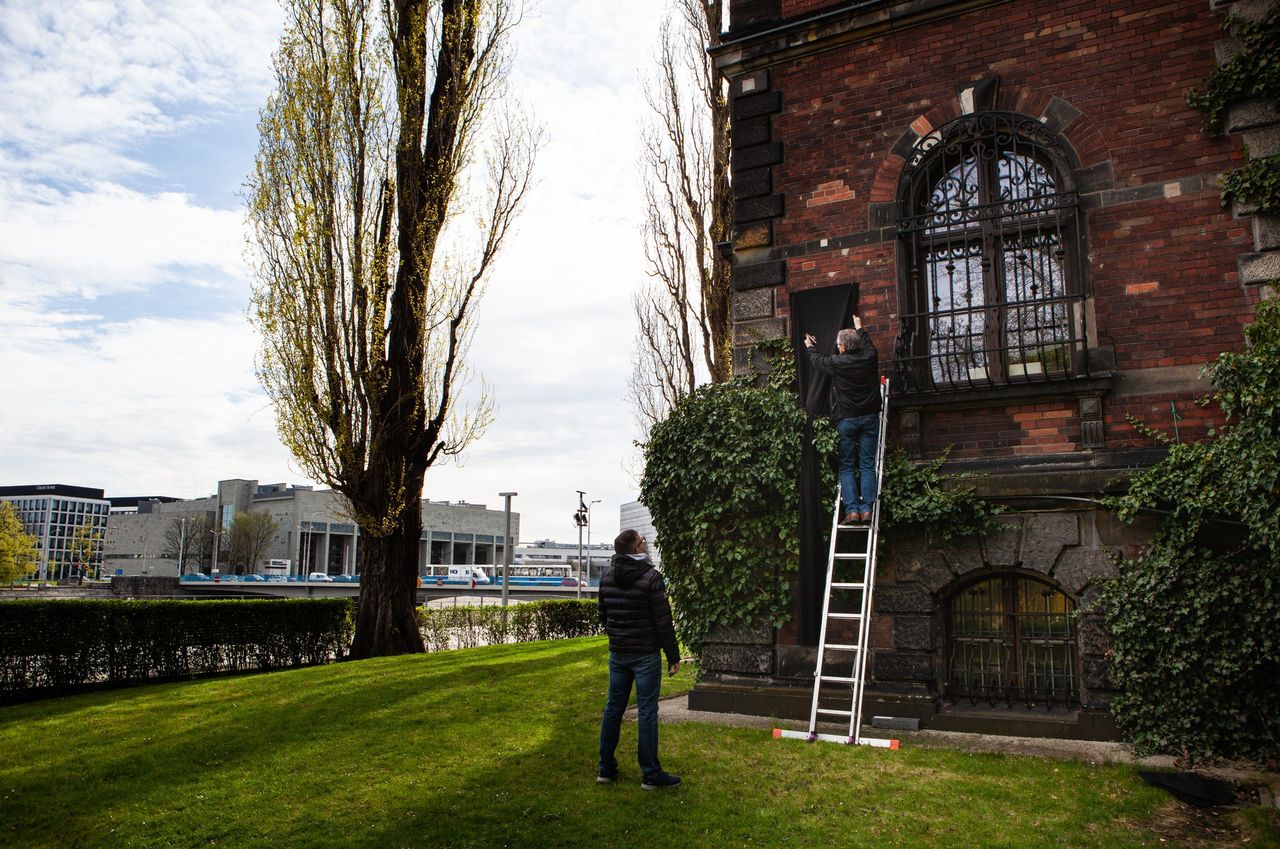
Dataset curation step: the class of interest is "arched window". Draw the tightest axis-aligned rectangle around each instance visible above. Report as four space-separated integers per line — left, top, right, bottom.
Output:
946 574 1078 707
896 113 1087 393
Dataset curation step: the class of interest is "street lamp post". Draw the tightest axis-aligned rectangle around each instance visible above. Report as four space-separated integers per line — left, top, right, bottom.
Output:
177 516 189 576
585 499 601 588
210 528 222 576
301 511 323 578
574 492 589 599
499 492 516 609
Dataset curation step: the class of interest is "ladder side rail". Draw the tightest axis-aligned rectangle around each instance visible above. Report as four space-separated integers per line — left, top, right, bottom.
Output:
851 378 891 744
806 488 846 736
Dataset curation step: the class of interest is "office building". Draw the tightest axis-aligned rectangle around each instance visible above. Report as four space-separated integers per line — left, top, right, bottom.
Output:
0 484 111 581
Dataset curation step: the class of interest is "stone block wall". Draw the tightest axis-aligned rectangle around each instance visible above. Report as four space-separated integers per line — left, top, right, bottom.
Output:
697 507 1141 710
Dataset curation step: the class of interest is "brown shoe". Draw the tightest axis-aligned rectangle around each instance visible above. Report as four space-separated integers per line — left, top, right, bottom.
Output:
859 511 872 522
842 513 859 525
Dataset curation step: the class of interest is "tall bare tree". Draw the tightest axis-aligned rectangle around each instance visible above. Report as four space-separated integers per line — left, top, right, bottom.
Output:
227 511 281 574
248 0 535 656
630 0 732 431
161 514 213 575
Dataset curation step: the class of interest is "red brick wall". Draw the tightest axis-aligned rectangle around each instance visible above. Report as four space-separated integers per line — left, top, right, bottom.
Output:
758 0 1260 453
781 0 845 17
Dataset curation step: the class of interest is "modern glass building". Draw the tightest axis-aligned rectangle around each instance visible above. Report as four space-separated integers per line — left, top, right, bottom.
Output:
0 485 111 581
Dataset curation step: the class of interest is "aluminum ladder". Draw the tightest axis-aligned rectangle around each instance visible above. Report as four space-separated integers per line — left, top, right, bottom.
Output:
775 378 897 748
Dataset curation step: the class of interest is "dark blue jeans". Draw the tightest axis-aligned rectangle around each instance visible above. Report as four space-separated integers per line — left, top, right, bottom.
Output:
836 413 880 514
599 651 663 779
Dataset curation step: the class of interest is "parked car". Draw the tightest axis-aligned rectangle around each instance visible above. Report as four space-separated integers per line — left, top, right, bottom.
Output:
308 572 334 582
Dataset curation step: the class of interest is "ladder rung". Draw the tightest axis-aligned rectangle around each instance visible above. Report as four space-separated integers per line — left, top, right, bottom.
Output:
833 553 868 560
830 582 865 589
827 612 862 620
816 708 854 717
823 643 860 651
819 675 857 683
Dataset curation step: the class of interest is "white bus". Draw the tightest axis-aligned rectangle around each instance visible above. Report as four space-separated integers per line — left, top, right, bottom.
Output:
421 564 491 586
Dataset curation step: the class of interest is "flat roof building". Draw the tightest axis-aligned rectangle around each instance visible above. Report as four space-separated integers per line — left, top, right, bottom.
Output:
101 479 520 578
0 485 111 581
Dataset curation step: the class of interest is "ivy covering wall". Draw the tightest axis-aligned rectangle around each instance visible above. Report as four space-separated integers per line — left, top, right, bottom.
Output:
641 377 804 655
1102 298 1280 760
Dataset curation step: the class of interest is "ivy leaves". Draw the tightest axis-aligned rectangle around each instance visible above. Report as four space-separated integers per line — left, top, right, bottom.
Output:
880 449 1004 540
1102 299 1280 761
640 378 805 655
1186 9 1280 214
1187 8 1280 134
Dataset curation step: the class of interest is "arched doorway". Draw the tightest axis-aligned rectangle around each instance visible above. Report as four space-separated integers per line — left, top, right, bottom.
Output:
946 574 1078 708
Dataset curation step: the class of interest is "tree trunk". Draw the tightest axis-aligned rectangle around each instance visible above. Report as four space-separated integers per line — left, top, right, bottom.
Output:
350 512 426 658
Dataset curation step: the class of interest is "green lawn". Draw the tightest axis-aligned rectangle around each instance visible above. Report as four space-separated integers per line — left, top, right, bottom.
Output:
0 637 1274 848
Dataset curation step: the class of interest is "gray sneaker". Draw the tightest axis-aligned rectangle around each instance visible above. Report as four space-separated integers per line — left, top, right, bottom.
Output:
597 770 619 784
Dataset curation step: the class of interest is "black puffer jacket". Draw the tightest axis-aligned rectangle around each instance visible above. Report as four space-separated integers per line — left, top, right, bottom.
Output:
598 553 680 665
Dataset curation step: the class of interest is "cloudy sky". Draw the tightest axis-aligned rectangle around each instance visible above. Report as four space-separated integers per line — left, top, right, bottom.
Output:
0 1 679 542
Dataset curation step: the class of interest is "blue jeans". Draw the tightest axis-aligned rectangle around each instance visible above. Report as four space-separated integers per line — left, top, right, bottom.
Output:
836 413 880 514
599 651 663 779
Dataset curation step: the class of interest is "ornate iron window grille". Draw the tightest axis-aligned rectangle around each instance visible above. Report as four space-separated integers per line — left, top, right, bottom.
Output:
893 113 1089 395
946 575 1079 709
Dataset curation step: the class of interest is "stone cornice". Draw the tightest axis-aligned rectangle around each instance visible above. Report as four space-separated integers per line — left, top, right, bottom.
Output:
713 0 1014 77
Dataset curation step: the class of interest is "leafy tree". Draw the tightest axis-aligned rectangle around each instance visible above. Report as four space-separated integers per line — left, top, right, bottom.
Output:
69 521 103 581
0 503 38 586
629 0 732 432
227 511 280 575
161 514 213 575
248 0 536 656
1103 297 1280 760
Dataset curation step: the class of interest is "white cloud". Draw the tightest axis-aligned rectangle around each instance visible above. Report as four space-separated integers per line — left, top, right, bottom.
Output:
0 0 675 540
0 180 246 303
0 1 282 184
0 312 295 499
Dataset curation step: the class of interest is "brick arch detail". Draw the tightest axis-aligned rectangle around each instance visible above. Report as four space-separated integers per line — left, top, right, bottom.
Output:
868 84 1111 207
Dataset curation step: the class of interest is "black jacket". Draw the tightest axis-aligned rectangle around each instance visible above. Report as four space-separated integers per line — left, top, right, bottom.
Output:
807 328 881 419
597 553 680 665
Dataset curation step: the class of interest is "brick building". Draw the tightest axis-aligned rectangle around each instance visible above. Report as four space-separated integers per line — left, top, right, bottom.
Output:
692 0 1277 738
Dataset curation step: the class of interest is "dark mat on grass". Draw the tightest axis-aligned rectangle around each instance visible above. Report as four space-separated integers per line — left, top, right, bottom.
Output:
1138 771 1238 807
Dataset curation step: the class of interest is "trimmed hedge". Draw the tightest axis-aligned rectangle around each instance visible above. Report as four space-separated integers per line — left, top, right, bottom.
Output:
0 599 353 700
418 599 601 651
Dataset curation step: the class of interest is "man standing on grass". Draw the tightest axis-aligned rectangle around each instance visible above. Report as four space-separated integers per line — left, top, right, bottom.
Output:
597 528 682 789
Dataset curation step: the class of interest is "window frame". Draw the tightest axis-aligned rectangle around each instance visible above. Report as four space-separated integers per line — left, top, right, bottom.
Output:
895 112 1090 395
944 572 1080 709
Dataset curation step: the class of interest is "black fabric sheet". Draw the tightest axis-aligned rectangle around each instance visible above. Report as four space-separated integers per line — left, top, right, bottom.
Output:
1137 771 1238 808
789 282 858 645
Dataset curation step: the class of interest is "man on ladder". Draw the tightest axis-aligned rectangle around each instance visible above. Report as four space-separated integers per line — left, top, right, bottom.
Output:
784 313 895 748
803 313 881 525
